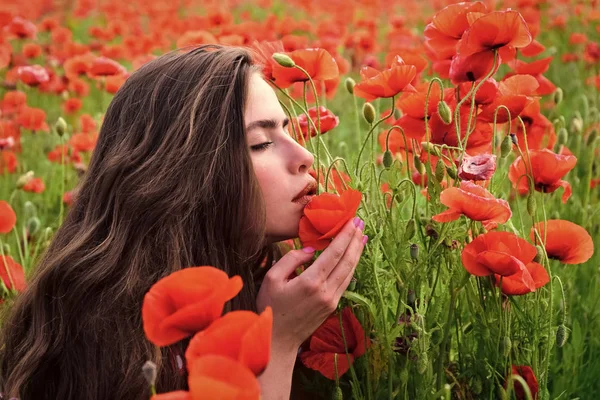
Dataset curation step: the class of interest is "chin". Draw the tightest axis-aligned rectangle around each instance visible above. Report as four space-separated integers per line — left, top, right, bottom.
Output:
265 226 300 244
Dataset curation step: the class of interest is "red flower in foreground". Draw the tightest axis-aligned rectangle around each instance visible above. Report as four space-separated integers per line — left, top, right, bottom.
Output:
309 167 351 194
186 308 272 376
462 231 549 296
188 355 261 400
271 48 339 89
354 55 417 101
509 365 539 400
298 189 362 250
531 220 594 264
0 201 16 233
297 106 339 140
508 149 577 203
0 255 26 292
142 267 243 346
458 153 497 181
300 307 369 380
432 181 511 230
17 65 49 87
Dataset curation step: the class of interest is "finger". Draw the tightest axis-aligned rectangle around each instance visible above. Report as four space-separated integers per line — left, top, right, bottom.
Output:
265 248 316 282
328 227 366 293
302 217 361 282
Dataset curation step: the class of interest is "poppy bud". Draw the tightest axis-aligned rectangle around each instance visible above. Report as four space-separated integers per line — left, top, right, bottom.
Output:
410 243 419 260
16 171 34 189
55 117 67 137
383 150 393 168
435 159 445 183
399 368 409 384
332 386 343 400
413 154 425 174
571 117 583 134
417 353 428 374
404 219 416 241
2 243 10 255
587 129 598 146
272 53 295 68
557 127 568 146
345 77 355 95
23 201 36 219
500 336 511 357
527 194 536 217
553 88 563 105
420 142 441 156
556 324 568 347
407 289 416 307
347 278 357 292
363 102 376 124
445 165 457 179
498 386 509 400
471 377 483 395
534 245 544 263
509 133 518 146
26 217 40 236
437 100 452 124
142 360 157 387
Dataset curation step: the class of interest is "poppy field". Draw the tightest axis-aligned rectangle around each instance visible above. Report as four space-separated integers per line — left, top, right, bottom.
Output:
1 0 600 399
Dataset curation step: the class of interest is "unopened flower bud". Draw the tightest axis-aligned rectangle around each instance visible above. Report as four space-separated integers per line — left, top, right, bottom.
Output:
363 102 376 124
509 133 518 146
527 194 536 217
272 53 295 68
26 217 40 236
417 353 428 374
500 135 512 158
347 278 357 292
435 159 445 183
421 142 440 156
413 154 425 174
445 165 457 179
556 324 568 347
404 219 416 241
332 386 343 400
16 171 34 189
410 243 419 260
55 117 67 137
553 87 563 105
383 150 393 168
345 77 355 95
534 245 545 263
142 360 158 387
23 201 36 219
437 100 452 124
500 336 512 357
587 129 598 146
571 117 583 133
557 127 568 146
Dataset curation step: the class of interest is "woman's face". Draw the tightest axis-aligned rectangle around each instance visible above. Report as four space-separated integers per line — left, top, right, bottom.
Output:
245 73 316 243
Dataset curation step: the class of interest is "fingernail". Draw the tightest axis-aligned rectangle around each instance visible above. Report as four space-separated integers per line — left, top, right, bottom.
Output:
302 247 315 253
353 217 361 227
358 219 365 231
362 235 368 245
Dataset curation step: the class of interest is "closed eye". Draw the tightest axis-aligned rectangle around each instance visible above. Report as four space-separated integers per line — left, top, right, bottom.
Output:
250 142 273 151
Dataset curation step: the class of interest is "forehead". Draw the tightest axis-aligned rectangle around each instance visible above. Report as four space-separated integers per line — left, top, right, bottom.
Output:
245 73 286 124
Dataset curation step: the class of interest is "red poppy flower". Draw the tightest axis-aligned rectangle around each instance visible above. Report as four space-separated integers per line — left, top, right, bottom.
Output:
353 56 417 101
309 167 351 194
142 266 243 346
300 307 369 380
477 75 538 123
298 189 362 250
88 56 127 78
462 231 549 296
5 16 37 39
0 255 26 291
0 201 16 233
428 107 493 154
16 107 49 132
186 308 272 376
23 43 42 59
513 101 556 150
63 98 83 115
17 65 50 86
22 177 45 194
510 365 539 400
187 355 261 400
508 149 577 203
271 48 339 89
508 57 556 96
0 151 18 174
251 40 285 81
432 181 511 230
69 132 98 153
531 220 594 265
449 48 501 84
1 91 27 115
297 106 339 140
458 153 496 181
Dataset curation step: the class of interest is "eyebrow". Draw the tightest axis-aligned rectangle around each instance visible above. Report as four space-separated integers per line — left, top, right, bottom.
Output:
246 118 290 132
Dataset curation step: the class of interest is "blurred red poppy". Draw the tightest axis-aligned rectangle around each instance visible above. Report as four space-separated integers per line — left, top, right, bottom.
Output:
508 149 577 203
300 307 369 380
432 181 511 230
6 16 37 39
297 106 339 140
354 56 417 101
186 308 272 376
69 132 98 153
0 255 26 292
507 57 556 96
22 177 45 194
88 56 127 78
510 365 539 400
0 151 18 174
251 40 285 81
531 220 594 264
271 48 338 89
17 65 50 86
0 201 16 233
142 267 243 346
298 189 362 250
16 107 49 132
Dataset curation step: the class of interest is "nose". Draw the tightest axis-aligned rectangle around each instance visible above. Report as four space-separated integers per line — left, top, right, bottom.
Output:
289 138 314 174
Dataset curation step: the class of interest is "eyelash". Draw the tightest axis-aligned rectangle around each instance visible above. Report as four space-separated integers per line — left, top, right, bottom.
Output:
250 142 273 151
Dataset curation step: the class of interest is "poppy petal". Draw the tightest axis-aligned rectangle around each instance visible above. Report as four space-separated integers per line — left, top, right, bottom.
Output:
531 220 594 264
188 355 261 400
0 200 16 233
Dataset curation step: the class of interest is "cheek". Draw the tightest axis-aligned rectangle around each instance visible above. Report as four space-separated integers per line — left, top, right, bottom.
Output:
252 160 283 205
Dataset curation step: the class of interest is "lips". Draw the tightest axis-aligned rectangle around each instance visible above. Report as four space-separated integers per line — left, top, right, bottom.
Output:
292 180 318 204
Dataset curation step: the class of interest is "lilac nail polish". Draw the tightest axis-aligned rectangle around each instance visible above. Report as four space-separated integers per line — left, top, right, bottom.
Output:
302 247 315 253
358 219 365 231
362 235 368 245
353 216 361 227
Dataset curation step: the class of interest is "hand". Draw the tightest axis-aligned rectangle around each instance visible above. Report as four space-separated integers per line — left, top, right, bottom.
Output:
256 217 367 352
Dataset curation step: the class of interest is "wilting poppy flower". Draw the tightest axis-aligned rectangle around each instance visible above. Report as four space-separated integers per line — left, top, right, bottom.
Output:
531 220 594 264
0 201 16 233
509 365 539 400
17 65 50 86
186 308 272 375
432 181 511 230
462 231 549 295
188 355 261 400
458 153 496 181
300 307 369 380
297 106 339 140
0 255 26 291
508 149 577 203
22 177 45 194
354 56 417 101
271 48 339 89
298 189 362 250
88 56 127 78
142 266 243 346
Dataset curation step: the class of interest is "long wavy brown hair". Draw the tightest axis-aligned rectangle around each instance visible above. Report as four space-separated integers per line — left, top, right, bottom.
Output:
0 45 275 399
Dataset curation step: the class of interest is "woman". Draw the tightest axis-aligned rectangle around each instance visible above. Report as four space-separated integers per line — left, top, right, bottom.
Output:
0 45 366 399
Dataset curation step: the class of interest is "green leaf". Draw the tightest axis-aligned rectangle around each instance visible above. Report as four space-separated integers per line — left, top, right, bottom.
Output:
343 291 378 318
